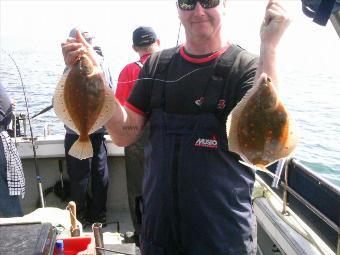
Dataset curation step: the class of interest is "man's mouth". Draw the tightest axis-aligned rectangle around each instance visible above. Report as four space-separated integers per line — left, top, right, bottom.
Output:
191 19 209 24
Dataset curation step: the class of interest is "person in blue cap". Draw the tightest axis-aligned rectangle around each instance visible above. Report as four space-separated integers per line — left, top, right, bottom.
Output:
61 0 291 254
0 82 25 217
62 27 113 227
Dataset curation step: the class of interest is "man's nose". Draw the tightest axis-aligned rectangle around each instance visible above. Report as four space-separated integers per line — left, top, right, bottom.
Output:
193 2 206 14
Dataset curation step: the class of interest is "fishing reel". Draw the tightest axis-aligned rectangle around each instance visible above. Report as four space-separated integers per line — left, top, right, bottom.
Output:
8 112 28 138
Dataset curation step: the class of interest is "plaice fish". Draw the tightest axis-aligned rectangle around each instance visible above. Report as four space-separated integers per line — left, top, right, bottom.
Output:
227 74 298 171
53 53 115 160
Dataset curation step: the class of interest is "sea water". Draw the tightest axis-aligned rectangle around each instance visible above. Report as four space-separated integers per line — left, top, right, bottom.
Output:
0 47 339 187
0 1 339 187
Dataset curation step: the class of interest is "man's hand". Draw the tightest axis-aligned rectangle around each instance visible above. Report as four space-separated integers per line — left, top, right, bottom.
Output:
61 29 100 68
260 0 292 49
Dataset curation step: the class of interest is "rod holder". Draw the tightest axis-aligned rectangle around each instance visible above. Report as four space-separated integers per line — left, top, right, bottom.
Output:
92 222 104 255
68 201 80 237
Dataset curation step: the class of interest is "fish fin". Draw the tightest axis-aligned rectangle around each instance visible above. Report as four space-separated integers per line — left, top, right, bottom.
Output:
89 80 115 134
227 83 259 154
68 138 93 160
53 71 80 134
239 160 279 178
226 113 239 153
281 112 299 158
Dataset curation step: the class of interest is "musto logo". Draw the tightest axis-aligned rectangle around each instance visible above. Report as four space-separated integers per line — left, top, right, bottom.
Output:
194 136 218 149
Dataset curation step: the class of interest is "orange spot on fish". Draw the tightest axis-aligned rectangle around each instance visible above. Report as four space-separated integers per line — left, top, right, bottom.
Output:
227 75 298 168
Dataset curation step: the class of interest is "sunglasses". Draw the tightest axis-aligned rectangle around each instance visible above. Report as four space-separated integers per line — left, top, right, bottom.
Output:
178 0 220 11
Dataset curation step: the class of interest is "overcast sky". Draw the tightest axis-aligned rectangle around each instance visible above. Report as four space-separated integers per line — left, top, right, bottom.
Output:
1 0 339 73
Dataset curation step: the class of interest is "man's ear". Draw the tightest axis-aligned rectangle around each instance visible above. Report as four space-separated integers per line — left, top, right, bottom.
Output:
155 39 160 46
132 45 137 53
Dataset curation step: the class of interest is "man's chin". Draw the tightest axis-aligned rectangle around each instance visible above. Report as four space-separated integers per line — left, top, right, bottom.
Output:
191 29 214 40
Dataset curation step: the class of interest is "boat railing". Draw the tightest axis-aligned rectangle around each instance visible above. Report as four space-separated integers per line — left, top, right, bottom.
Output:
7 112 28 138
330 6 340 37
278 158 340 254
10 111 54 139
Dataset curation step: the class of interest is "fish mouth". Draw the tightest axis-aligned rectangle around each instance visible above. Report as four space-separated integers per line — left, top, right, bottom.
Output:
262 76 271 87
78 55 94 76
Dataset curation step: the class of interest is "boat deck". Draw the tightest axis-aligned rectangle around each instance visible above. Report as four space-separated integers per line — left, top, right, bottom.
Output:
0 136 337 255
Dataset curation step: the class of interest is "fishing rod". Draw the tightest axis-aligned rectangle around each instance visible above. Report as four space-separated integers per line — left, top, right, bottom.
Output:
30 104 53 119
1 49 45 208
176 21 182 47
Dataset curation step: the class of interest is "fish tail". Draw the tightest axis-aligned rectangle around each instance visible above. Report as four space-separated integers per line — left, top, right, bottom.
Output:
68 137 93 160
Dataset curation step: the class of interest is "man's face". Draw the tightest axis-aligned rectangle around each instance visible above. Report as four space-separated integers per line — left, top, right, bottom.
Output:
177 0 226 41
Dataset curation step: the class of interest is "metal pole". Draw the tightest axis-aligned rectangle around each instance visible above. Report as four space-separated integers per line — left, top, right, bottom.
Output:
92 223 104 255
282 161 289 215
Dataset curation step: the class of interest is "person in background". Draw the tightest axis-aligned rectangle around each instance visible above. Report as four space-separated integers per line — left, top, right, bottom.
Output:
0 82 25 217
115 26 160 246
62 0 291 253
62 27 113 226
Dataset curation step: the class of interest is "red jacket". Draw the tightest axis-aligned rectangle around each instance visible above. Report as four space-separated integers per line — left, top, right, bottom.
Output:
115 54 151 105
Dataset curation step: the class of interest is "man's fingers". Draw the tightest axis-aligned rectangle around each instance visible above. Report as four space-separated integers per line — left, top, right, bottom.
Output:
263 0 291 28
61 43 85 67
60 29 99 67
75 30 91 48
256 73 268 86
264 9 280 26
265 9 291 27
66 37 78 43
75 30 101 67
61 42 83 52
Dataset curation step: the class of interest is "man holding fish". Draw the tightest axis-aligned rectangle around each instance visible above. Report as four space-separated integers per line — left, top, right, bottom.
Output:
60 0 291 254
56 28 114 227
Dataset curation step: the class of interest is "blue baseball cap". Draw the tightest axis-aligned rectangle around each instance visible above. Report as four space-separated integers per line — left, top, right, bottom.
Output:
133 26 157 46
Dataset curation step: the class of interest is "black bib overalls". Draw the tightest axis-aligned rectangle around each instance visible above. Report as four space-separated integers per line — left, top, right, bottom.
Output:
140 48 256 255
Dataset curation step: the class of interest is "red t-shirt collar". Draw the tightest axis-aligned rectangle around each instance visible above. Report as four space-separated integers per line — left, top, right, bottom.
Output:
140 53 151 63
179 45 228 64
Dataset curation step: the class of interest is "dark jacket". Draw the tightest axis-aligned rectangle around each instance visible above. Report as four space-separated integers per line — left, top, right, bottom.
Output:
0 83 13 128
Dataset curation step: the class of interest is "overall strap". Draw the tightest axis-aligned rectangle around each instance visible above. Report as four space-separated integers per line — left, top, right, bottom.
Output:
220 47 258 121
149 47 180 109
135 60 144 69
200 45 244 116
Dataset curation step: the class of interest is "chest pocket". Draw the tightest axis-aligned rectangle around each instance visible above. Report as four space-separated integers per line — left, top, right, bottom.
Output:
147 45 247 124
